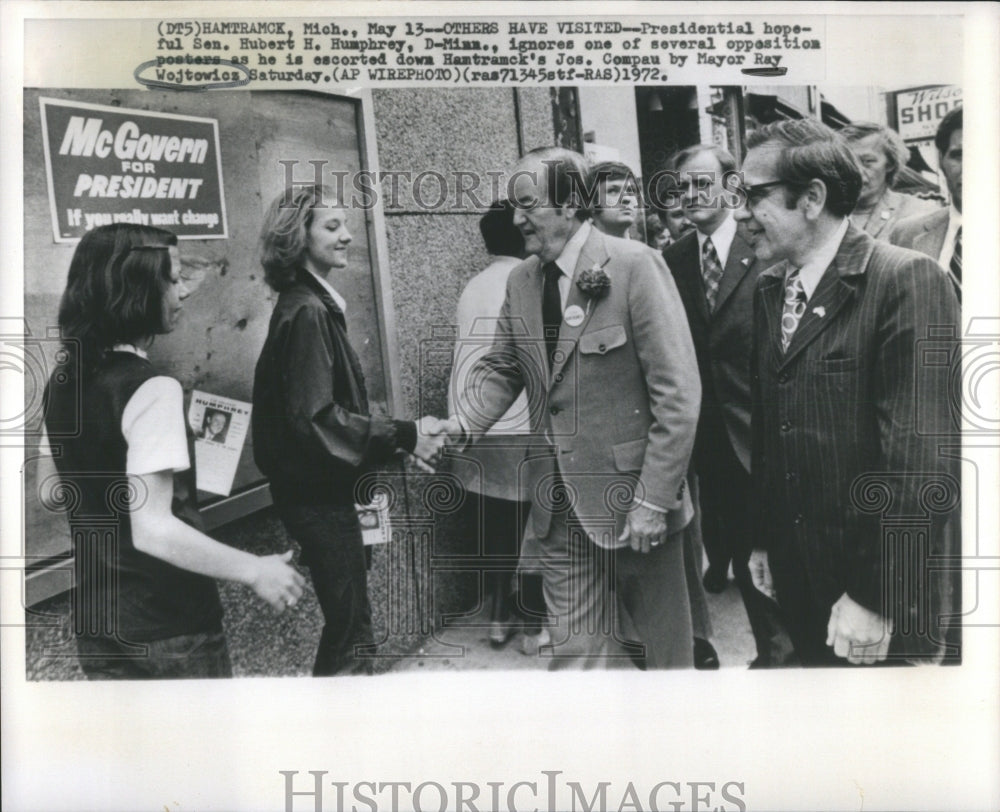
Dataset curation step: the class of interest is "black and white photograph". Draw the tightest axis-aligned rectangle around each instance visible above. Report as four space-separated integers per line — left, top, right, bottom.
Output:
2 3 998 811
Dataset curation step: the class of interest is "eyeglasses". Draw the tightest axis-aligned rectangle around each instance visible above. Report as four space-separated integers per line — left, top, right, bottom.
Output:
735 179 788 209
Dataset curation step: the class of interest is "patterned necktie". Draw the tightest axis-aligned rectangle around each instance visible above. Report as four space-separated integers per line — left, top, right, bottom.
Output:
701 237 724 312
542 261 563 367
780 269 806 353
949 226 962 284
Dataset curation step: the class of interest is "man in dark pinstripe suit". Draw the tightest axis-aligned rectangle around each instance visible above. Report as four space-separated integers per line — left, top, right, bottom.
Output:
735 119 961 666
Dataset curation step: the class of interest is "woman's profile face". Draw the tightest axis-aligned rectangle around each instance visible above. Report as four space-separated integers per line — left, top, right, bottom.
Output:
161 247 189 332
849 133 891 206
304 208 352 275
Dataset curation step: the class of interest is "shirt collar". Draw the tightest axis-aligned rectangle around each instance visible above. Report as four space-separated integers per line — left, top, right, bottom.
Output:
305 268 348 313
553 220 592 278
793 218 849 300
696 213 737 267
112 343 148 359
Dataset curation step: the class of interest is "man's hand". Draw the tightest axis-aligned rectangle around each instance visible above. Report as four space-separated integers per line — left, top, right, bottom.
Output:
749 549 776 600
617 502 667 553
439 416 464 442
826 592 893 665
412 416 448 471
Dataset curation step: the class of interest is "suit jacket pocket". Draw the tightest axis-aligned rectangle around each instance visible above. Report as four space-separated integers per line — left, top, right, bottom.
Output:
579 324 627 355
612 437 647 472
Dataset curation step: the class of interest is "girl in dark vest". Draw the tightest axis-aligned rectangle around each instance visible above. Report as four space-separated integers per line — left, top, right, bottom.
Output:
40 223 304 679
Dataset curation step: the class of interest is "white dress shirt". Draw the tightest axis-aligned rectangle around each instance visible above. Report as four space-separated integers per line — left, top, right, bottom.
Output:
937 206 962 270
696 211 737 268
306 268 348 313
550 220 593 310
793 218 850 300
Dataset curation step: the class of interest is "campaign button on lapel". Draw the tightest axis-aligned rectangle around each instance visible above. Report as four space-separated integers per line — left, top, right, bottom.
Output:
564 305 585 327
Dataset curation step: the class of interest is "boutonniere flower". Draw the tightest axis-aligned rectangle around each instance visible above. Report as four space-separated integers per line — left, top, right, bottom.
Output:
576 258 611 303
812 306 826 318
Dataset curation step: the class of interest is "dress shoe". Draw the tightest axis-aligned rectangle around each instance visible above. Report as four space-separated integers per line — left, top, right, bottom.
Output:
520 627 551 656
489 617 516 647
702 566 728 594
693 637 720 670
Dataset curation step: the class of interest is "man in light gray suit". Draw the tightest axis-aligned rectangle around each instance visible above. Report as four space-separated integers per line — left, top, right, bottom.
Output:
890 106 962 299
453 147 701 669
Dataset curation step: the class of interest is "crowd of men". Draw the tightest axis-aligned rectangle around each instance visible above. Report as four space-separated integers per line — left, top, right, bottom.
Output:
447 108 963 669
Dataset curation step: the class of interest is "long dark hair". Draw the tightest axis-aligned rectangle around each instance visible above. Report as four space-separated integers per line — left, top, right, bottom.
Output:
57 223 178 374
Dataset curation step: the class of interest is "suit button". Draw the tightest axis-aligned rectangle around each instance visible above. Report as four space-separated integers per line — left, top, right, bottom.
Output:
794 514 804 525
598 343 607 352
554 372 563 383
550 405 560 416
785 471 796 481
778 373 789 384
780 420 792 432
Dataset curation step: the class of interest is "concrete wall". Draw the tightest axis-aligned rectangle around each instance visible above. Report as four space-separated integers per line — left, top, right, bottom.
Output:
371 87 555 623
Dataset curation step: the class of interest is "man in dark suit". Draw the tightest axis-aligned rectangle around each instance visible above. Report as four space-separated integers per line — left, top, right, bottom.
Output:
453 147 701 669
890 107 962 300
663 144 792 668
736 119 960 666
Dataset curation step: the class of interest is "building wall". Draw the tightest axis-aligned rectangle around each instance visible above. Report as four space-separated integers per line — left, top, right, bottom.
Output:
371 87 555 623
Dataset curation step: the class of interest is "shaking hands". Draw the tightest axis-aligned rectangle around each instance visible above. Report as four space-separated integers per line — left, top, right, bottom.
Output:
410 415 463 472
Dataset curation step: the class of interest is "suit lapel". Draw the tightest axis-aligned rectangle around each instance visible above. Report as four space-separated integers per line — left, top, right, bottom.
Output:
758 260 788 369
513 256 549 382
713 233 754 314
914 209 948 259
780 226 871 369
549 229 605 387
865 189 897 240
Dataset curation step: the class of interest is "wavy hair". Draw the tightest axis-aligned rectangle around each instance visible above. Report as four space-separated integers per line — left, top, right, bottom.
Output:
746 119 863 218
839 121 910 187
57 223 178 374
935 106 962 154
259 184 338 291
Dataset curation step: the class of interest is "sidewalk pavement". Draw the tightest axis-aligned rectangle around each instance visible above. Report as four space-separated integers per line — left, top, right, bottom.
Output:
389 575 757 672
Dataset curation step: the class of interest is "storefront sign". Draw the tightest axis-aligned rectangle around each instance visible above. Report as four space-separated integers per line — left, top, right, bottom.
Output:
891 84 963 142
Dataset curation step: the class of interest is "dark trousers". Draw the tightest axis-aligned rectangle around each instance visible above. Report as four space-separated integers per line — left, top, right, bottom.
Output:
471 494 545 630
76 629 231 679
277 502 374 676
698 440 750 584
698 446 795 666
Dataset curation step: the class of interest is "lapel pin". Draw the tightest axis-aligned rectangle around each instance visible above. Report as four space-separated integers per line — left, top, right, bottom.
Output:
564 305 585 327
812 306 826 318
741 257 751 267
